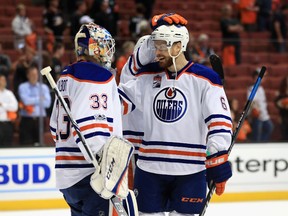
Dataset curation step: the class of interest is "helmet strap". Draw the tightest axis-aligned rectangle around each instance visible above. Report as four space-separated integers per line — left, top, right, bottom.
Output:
168 46 182 91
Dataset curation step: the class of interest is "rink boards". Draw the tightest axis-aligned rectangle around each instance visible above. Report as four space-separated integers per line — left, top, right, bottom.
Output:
0 144 287 210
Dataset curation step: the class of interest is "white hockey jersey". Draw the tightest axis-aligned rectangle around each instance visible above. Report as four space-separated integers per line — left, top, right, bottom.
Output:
119 61 232 175
50 60 122 189
120 36 155 154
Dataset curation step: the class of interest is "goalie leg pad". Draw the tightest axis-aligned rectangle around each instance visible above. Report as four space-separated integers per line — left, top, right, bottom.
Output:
123 189 139 216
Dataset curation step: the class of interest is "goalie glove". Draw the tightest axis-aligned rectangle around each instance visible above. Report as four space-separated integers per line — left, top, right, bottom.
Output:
205 151 232 196
90 136 134 199
151 13 188 30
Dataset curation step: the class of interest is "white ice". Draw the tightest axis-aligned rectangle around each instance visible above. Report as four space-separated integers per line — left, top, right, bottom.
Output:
1 200 288 216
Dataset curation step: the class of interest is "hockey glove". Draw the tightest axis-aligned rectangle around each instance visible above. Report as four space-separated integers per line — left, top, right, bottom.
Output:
151 13 188 30
205 151 232 196
90 136 134 199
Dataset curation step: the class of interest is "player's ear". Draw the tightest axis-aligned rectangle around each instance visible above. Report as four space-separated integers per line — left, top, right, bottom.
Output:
173 41 182 53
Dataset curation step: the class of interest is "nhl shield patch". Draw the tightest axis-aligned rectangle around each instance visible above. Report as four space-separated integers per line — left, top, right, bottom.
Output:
153 75 161 88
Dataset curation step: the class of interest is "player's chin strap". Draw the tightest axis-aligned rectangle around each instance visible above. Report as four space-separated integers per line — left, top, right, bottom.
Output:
168 47 181 91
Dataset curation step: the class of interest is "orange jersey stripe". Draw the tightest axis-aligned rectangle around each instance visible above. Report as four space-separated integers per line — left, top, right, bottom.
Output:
56 155 86 161
61 74 114 84
208 122 232 130
127 138 142 144
139 148 206 157
123 100 129 115
132 54 138 72
73 123 113 136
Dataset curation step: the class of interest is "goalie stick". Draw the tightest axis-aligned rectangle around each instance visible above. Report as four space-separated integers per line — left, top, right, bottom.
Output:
199 66 267 216
209 54 224 84
40 66 129 216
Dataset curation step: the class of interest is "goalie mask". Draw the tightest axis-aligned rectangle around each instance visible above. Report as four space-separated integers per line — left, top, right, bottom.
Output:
151 24 189 53
74 23 115 69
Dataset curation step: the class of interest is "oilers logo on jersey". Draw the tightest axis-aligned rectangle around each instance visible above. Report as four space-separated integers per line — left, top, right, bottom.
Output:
153 87 187 123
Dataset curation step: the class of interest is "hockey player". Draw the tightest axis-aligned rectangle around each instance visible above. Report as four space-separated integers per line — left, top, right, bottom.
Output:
49 23 124 216
118 15 233 216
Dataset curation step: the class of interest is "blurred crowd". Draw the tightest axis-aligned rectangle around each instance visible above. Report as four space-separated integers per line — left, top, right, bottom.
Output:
0 0 288 147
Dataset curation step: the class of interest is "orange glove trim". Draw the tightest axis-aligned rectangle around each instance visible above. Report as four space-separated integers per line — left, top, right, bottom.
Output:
163 16 179 24
205 154 228 168
215 181 227 196
173 14 188 25
151 13 188 28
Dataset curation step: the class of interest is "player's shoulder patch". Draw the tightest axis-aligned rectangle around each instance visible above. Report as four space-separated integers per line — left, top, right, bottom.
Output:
62 61 113 83
136 62 163 76
186 63 222 86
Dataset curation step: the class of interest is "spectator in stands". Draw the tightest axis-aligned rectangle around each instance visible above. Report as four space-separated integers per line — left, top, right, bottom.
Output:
185 32 197 61
137 19 151 38
220 3 244 66
247 68 274 142
25 22 38 51
79 15 94 25
43 0 67 46
45 42 65 116
135 0 155 19
116 41 135 84
0 73 18 147
51 43 65 81
229 97 252 142
256 0 272 31
191 33 215 66
275 76 288 141
129 3 148 39
239 0 259 32
11 4 33 50
0 43 12 87
91 0 118 36
13 46 36 98
69 1 89 39
270 2 287 53
18 65 51 146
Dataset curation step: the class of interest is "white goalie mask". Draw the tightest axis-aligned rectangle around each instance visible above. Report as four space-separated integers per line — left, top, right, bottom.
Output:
151 24 189 53
74 23 115 69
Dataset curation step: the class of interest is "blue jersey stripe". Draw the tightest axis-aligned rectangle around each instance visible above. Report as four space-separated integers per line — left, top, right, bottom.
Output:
205 114 232 123
76 116 114 124
128 56 135 76
55 164 94 169
75 131 111 143
138 155 205 165
136 47 143 68
208 129 232 136
50 126 56 132
118 88 136 111
56 147 81 152
123 130 144 136
142 140 206 149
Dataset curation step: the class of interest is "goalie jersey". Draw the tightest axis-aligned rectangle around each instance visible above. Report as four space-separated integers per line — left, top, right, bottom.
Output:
50 61 122 189
118 61 232 175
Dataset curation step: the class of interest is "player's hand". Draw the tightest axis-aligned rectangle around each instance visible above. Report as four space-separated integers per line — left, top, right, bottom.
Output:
205 151 232 195
151 13 188 30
